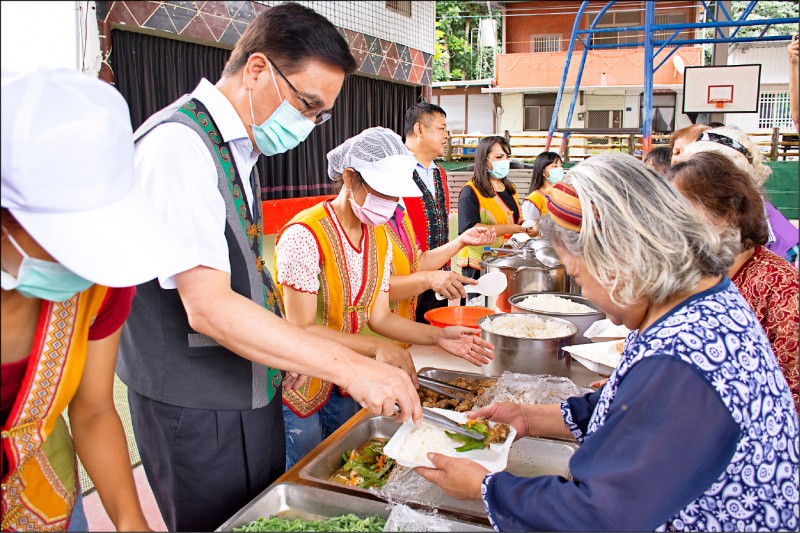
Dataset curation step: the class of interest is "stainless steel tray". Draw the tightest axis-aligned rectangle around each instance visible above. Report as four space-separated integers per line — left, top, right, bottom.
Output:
300 415 400 495
216 482 389 531
299 413 577 522
216 482 490 531
417 367 495 383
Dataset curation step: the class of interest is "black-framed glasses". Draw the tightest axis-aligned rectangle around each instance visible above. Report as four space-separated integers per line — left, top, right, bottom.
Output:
696 132 753 164
267 58 332 125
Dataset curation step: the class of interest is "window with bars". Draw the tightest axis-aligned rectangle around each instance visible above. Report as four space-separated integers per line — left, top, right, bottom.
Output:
530 35 561 53
586 110 622 129
758 91 793 129
385 0 411 17
654 12 690 42
587 10 641 47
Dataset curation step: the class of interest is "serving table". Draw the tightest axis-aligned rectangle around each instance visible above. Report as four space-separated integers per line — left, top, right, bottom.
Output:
267 343 604 527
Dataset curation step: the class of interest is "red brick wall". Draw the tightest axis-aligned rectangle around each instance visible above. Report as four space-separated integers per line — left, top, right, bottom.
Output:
503 1 697 55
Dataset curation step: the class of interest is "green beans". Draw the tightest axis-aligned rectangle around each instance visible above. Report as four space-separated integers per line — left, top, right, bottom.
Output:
232 513 387 532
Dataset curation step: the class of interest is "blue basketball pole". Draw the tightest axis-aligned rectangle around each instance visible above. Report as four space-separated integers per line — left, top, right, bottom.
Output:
642 1 655 156
545 0 590 153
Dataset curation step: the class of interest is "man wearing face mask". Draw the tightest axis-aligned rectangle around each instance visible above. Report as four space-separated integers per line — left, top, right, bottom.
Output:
521 151 564 229
274 127 495 469
116 5 424 532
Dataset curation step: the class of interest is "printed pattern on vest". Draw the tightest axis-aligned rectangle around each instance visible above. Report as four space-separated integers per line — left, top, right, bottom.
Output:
2 298 79 532
411 169 449 269
318 217 379 334
177 98 283 401
580 284 799 532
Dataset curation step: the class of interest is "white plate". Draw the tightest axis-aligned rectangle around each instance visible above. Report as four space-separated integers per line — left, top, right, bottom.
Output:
562 340 622 376
583 319 630 343
383 408 516 472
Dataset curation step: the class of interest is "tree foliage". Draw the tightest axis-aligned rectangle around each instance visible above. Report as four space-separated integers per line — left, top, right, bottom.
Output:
433 0 502 82
730 1 799 37
702 1 798 64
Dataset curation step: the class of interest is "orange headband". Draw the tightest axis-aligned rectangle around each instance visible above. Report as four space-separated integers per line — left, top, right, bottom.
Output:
545 183 582 232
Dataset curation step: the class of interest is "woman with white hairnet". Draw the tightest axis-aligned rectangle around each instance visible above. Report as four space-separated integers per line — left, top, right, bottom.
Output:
675 126 799 266
274 127 495 469
1 69 184 530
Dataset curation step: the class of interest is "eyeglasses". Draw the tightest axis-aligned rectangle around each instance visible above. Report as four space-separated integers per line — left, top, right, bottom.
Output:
695 132 753 164
267 58 332 125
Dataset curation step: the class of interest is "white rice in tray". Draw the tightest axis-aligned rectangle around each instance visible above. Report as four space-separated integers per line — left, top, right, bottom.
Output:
400 423 457 464
482 314 573 339
518 294 594 314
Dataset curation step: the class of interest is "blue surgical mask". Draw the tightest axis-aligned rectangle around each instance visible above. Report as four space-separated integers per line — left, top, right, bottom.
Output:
488 159 510 179
546 166 564 184
248 62 315 156
0 227 93 302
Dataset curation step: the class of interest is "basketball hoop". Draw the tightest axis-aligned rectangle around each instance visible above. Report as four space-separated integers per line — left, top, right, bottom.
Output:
707 85 734 111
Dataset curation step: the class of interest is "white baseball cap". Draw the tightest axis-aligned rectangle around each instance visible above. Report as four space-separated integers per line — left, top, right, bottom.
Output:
327 127 422 198
1 68 183 287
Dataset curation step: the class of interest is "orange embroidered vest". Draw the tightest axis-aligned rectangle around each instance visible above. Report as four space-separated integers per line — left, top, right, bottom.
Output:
275 202 389 418
456 180 520 270
385 211 422 322
2 285 109 531
525 190 549 217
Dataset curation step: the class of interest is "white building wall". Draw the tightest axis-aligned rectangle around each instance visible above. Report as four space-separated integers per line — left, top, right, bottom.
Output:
1 1 80 72
257 1 435 54
499 93 525 132
726 43 793 132
728 42 792 85
623 94 640 129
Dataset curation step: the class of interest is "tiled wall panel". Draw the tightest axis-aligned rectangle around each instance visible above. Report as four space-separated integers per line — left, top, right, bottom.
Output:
96 1 432 86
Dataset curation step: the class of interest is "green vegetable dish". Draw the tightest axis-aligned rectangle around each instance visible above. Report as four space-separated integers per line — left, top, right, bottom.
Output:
446 416 511 453
329 437 396 489
232 513 387 532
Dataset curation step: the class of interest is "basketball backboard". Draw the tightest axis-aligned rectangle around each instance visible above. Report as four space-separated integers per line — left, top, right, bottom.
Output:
682 64 761 114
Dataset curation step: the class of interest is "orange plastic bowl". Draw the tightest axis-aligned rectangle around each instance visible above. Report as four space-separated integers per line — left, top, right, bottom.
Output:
424 306 496 329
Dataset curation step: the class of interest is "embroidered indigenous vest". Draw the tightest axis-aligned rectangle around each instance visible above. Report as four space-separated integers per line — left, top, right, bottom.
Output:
569 281 800 532
117 97 282 411
385 211 422 322
404 166 450 268
276 202 389 418
524 190 548 217
1 286 108 531
456 180 521 270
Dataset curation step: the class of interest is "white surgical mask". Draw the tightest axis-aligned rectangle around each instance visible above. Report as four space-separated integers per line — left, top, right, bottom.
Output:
0 226 92 301
248 62 315 156
488 159 510 179
546 167 564 184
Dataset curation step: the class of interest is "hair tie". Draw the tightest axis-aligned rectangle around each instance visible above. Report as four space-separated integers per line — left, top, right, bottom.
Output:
546 182 582 231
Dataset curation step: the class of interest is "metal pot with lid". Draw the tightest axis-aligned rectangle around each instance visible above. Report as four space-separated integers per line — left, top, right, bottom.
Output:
480 246 577 312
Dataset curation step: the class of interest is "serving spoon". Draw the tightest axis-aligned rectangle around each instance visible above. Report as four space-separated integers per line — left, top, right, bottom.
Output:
435 271 508 300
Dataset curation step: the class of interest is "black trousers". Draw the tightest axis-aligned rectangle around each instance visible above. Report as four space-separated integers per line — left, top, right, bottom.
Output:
128 389 285 532
414 287 448 323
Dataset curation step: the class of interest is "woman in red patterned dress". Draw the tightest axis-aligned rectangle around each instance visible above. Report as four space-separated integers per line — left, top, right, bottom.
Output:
669 152 799 411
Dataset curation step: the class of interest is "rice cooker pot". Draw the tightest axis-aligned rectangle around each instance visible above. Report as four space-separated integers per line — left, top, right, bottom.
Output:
480 254 575 312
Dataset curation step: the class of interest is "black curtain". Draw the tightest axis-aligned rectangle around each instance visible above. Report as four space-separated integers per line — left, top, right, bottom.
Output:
110 29 421 200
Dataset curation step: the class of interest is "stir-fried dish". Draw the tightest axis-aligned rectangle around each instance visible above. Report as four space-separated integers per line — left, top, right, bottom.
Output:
446 417 512 453
330 437 396 489
418 377 496 411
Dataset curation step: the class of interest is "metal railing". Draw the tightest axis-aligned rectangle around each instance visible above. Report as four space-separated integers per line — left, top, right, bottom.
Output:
444 128 799 162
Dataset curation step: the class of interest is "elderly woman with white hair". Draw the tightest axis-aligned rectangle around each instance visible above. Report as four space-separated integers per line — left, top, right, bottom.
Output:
415 153 799 532
677 126 799 265
273 127 494 469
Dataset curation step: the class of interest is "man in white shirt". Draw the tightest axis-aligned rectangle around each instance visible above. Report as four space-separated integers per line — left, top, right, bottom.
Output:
402 102 471 321
117 5 422 531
